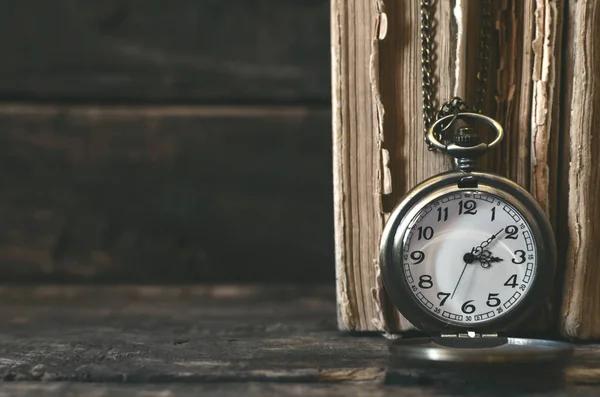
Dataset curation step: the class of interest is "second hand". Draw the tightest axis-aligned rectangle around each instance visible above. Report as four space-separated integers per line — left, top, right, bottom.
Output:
451 262 469 299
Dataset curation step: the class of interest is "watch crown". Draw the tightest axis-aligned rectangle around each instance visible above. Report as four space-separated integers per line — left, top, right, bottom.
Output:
453 127 480 147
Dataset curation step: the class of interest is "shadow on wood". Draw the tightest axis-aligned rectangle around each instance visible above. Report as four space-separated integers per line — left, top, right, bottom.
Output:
0 105 333 282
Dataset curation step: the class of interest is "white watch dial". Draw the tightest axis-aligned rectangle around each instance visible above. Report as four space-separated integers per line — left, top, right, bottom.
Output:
402 190 537 326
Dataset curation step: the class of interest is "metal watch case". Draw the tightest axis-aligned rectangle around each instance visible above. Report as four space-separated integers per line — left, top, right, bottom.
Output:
379 170 557 334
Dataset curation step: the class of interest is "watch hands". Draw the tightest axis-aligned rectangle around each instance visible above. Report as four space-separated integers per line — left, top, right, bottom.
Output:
451 262 469 299
471 228 504 257
477 250 504 268
464 228 505 269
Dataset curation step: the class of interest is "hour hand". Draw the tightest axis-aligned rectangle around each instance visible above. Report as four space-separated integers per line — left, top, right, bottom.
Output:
477 250 504 268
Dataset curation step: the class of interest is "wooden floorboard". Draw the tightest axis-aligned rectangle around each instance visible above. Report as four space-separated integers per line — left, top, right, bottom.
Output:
0 285 595 396
2 383 600 397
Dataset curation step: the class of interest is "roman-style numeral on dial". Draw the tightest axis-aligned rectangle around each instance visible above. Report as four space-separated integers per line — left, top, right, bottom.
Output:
505 225 518 239
418 275 433 289
461 300 476 314
486 293 501 307
437 292 450 306
417 226 434 240
512 250 526 264
458 200 477 215
410 251 425 264
504 274 518 288
437 207 448 222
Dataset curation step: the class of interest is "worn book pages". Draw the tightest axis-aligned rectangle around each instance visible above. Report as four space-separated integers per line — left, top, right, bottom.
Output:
333 0 566 334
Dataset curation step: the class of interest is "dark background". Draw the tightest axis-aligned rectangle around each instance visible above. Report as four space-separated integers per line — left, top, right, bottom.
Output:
0 0 333 283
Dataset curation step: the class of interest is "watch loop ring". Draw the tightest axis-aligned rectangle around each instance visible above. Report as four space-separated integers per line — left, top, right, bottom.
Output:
426 112 504 152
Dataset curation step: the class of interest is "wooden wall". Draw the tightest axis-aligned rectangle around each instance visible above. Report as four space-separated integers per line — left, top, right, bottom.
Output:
0 1 333 283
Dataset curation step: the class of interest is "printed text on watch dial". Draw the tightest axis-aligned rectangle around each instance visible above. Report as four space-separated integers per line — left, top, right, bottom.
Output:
402 191 537 325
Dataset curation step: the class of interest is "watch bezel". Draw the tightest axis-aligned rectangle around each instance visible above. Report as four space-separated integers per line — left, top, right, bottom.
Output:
379 171 556 334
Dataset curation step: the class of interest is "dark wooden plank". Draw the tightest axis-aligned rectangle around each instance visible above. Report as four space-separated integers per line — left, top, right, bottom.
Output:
4 383 600 397
0 0 329 102
0 285 386 383
0 285 596 397
0 105 333 282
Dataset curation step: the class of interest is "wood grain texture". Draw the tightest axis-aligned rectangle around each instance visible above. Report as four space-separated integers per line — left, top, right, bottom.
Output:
531 0 564 333
530 0 563 225
0 285 595 396
490 0 564 333
334 1 565 332
0 285 381 383
492 1 534 188
4 383 600 397
0 105 333 282
0 0 329 102
561 0 600 340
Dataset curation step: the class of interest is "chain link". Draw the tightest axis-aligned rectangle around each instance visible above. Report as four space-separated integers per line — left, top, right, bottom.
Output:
421 0 493 149
474 0 492 114
420 0 436 149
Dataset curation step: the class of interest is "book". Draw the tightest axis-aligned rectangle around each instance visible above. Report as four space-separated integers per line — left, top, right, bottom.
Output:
332 0 574 336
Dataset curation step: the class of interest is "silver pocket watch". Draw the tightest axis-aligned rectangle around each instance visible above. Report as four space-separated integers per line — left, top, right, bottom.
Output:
380 113 572 363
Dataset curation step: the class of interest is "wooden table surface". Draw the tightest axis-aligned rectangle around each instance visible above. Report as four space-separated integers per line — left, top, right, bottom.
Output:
0 285 597 396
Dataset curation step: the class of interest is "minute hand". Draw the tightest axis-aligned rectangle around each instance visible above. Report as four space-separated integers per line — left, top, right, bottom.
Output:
471 228 504 256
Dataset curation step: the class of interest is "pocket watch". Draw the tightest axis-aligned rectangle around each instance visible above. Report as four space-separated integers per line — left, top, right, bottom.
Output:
380 113 572 363
379 0 572 363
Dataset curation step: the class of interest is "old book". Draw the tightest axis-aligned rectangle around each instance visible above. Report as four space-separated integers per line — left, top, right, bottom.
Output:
560 0 600 340
332 0 564 333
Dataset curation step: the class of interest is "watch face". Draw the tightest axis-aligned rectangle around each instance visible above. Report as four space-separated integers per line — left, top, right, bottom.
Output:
400 190 537 326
